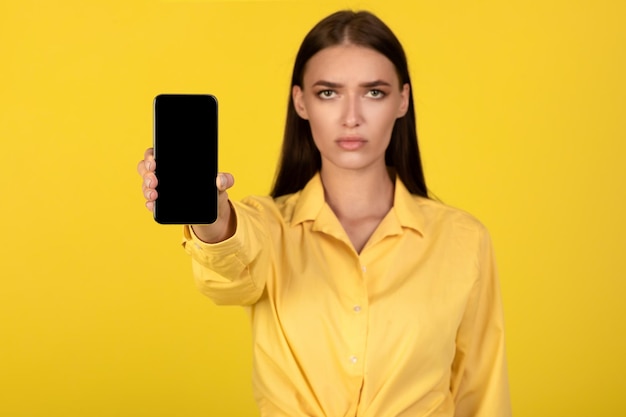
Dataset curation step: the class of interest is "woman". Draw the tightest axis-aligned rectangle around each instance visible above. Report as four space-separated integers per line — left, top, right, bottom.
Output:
138 10 511 417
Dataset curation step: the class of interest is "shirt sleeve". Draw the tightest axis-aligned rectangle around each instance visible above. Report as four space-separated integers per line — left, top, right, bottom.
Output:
450 226 512 417
181 199 270 306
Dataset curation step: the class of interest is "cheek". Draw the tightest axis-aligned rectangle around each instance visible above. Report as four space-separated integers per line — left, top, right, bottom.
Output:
305 106 335 136
309 122 332 150
304 115 326 148
306 102 335 121
364 105 399 130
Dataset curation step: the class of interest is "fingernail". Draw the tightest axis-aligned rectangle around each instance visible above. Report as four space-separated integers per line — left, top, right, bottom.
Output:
146 178 152 188
146 161 151 171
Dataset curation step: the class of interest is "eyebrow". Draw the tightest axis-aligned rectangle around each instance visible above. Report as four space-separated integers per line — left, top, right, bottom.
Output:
312 79 392 88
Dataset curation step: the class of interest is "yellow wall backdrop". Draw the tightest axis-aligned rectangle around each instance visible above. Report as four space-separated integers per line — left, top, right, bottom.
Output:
1 0 625 416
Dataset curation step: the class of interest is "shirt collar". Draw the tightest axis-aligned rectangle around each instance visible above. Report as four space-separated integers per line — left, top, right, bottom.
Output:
290 173 326 226
392 176 425 236
289 172 426 237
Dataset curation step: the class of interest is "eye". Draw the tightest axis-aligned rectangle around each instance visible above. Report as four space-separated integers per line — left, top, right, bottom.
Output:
367 89 385 99
317 90 336 99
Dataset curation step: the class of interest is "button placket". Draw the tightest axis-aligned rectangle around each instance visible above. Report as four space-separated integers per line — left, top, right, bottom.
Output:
346 257 369 375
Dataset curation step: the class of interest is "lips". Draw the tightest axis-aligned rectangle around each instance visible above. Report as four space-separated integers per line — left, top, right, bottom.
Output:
336 136 367 151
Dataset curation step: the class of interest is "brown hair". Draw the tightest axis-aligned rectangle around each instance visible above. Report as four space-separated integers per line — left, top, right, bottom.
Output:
270 10 428 198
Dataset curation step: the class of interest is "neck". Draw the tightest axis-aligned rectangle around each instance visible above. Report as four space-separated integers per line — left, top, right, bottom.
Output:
319 165 395 220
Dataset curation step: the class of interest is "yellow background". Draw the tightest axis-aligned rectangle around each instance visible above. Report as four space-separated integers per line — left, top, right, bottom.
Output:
1 0 625 416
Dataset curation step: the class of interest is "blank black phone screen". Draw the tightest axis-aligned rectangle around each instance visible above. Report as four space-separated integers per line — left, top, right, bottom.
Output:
153 94 218 224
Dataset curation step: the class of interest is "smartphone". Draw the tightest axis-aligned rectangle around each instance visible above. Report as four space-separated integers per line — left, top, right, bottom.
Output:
153 94 218 224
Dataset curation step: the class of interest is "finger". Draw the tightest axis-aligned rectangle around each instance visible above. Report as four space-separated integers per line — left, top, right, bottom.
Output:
144 148 156 172
143 171 158 190
137 148 156 175
144 188 158 201
137 158 147 175
216 173 235 191
145 200 155 212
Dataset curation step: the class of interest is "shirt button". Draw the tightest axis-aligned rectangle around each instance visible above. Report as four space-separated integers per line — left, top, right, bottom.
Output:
194 243 202 250
361 265 367 273
353 305 362 313
350 356 358 364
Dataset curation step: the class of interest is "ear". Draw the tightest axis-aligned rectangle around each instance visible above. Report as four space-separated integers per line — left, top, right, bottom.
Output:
397 83 410 118
292 85 309 120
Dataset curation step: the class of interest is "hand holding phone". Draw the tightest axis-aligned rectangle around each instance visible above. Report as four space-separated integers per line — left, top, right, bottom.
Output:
138 148 237 242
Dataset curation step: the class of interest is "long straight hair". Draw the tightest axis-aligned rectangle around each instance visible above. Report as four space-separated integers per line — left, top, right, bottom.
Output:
270 10 428 199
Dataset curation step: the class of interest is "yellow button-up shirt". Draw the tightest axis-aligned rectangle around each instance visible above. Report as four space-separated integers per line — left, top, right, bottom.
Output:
182 173 511 417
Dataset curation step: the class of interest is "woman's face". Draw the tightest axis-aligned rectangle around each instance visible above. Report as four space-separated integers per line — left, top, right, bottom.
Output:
293 44 409 174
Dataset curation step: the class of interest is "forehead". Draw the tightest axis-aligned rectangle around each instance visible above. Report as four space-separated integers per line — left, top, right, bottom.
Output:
302 44 399 85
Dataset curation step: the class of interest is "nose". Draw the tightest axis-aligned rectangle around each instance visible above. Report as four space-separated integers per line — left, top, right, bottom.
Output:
342 94 362 128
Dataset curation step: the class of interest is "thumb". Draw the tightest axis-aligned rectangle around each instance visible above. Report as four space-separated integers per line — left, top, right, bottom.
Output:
216 173 235 191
